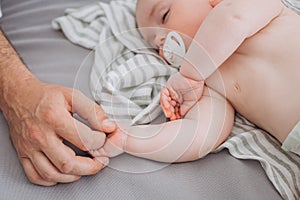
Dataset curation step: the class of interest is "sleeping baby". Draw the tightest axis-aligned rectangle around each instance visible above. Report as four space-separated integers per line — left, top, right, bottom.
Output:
90 0 300 161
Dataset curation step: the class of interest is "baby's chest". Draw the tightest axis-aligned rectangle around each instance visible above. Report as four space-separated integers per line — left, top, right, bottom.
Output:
237 15 300 60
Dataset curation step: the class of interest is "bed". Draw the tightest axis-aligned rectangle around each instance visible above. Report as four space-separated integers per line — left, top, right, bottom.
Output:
0 0 287 199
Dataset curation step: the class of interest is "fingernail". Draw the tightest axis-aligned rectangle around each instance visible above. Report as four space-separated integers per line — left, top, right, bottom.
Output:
102 119 116 128
97 157 109 167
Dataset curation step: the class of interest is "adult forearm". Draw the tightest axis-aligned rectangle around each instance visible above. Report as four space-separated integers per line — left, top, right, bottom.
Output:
0 29 35 111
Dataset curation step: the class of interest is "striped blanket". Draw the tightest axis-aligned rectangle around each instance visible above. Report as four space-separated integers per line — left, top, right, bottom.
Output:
52 0 177 125
52 0 300 199
283 0 300 13
218 113 300 200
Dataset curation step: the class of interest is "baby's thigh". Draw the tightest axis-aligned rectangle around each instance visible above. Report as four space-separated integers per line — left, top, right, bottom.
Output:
184 87 224 120
184 87 234 148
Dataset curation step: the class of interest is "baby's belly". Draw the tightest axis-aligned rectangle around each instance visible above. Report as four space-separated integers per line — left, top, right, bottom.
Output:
205 9 300 141
206 56 300 142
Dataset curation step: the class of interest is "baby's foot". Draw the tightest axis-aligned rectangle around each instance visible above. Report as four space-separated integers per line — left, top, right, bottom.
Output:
90 127 127 158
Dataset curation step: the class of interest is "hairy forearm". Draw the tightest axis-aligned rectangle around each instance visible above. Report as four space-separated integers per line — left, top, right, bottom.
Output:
181 0 283 81
0 29 35 111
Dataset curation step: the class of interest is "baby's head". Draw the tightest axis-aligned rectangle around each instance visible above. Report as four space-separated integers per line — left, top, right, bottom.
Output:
135 0 216 54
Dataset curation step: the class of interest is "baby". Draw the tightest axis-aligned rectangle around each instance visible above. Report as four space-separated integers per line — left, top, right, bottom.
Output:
91 0 300 161
159 0 300 155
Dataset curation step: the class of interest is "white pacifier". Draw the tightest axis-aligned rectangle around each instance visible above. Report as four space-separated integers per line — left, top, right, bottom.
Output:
162 31 186 67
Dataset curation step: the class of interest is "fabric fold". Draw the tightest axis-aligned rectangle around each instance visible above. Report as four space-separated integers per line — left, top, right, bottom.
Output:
52 0 177 125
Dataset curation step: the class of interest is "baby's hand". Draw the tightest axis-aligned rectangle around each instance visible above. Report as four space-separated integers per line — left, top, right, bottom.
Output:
160 72 204 120
89 125 127 158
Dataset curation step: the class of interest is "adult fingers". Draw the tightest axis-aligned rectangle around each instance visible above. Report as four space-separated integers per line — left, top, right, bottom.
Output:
31 151 81 183
42 137 106 176
70 90 116 133
20 157 57 186
90 140 123 158
56 113 107 151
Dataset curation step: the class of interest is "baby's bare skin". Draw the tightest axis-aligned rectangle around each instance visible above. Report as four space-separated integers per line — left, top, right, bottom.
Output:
138 0 299 144
206 7 300 142
92 0 299 162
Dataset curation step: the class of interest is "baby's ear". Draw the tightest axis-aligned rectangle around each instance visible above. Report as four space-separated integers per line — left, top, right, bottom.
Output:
209 0 222 8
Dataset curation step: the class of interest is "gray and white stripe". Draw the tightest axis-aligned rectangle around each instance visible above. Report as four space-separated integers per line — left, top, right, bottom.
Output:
52 0 177 125
283 0 300 14
216 113 300 200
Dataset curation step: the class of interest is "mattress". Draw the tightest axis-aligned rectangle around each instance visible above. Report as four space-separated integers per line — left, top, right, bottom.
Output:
0 1 2 18
0 0 283 199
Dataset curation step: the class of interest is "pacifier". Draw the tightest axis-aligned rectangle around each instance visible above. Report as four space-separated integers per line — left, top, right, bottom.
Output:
162 31 186 67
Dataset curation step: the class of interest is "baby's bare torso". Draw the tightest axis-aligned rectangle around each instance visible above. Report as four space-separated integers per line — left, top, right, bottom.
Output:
206 7 300 142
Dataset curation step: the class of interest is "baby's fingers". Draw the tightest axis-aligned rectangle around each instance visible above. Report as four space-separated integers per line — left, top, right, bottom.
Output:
174 105 182 120
168 87 182 104
160 88 173 118
210 0 223 8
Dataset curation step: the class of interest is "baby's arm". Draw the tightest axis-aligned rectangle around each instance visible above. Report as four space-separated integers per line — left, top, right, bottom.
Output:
181 0 283 81
91 87 234 163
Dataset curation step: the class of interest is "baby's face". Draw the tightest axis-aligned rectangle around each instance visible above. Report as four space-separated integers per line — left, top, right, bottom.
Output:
136 0 213 54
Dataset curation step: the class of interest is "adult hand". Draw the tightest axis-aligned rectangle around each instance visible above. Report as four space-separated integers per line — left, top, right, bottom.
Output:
1 77 116 186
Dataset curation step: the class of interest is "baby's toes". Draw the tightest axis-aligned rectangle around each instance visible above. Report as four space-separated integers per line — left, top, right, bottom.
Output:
89 148 108 157
95 157 109 167
103 140 124 157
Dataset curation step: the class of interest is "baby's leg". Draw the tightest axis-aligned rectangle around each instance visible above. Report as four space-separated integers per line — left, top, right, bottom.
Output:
108 88 234 162
93 87 234 163
90 126 127 158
